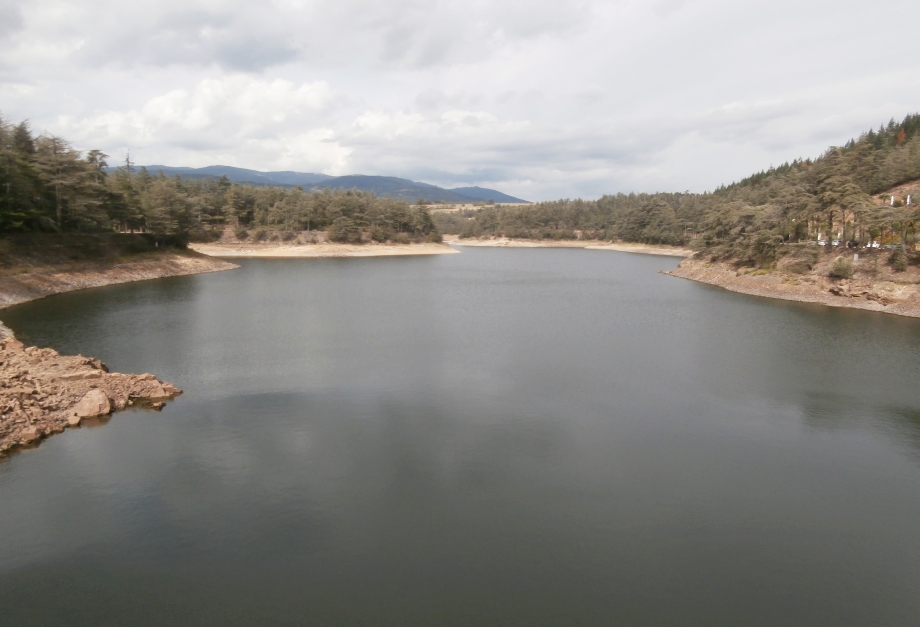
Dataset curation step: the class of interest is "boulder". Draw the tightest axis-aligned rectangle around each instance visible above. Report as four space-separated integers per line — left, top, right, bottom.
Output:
72 389 111 418
20 426 41 442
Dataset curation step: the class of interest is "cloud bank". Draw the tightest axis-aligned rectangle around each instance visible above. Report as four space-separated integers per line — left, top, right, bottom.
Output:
2 0 918 199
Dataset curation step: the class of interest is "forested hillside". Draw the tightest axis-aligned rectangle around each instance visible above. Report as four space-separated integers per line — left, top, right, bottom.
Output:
0 116 440 245
437 114 920 267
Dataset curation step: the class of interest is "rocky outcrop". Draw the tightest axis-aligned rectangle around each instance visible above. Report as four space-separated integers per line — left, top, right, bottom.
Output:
0 336 182 455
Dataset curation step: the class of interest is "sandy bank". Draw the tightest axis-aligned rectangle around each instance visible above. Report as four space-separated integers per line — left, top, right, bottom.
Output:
0 253 238 310
190 242 459 258
0 335 182 456
667 258 920 318
443 236 693 257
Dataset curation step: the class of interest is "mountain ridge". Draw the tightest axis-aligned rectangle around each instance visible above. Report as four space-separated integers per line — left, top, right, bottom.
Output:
130 165 529 203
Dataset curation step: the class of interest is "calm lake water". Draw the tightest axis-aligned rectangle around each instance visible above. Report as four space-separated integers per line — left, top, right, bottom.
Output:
1 247 920 626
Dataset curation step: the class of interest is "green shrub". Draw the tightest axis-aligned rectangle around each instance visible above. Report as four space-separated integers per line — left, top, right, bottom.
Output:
829 257 853 279
889 248 908 272
370 226 388 243
328 217 361 243
393 233 410 244
253 228 268 242
426 231 443 243
234 227 249 241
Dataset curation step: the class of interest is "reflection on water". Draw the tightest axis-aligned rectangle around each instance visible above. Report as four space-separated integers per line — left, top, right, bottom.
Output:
1 248 920 626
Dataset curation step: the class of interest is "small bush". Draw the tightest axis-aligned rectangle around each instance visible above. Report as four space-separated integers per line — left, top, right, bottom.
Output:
829 257 853 279
393 233 410 244
889 248 908 272
253 228 268 242
281 231 296 242
370 226 388 243
426 231 443 243
234 227 249 241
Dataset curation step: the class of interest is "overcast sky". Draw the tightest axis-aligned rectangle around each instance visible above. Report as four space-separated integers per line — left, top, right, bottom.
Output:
1 0 918 200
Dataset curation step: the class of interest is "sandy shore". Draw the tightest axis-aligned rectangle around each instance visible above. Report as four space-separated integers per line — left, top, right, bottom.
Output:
190 242 459 258
444 236 693 257
667 258 920 318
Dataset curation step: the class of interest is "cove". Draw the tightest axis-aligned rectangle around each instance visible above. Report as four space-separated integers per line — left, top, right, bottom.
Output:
1 247 919 626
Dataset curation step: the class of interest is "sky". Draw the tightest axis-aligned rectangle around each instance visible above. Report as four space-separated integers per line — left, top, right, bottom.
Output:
1 0 918 201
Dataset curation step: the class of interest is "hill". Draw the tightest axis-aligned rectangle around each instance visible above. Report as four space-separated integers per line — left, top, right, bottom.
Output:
132 166 528 204
437 113 920 269
449 186 528 203
314 175 470 203
139 165 333 187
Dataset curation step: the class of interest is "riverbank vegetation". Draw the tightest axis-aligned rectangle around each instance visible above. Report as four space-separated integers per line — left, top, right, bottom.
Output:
0 115 441 248
435 114 920 270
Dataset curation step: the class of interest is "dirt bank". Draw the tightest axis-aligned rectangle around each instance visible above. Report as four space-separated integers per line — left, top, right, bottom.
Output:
668 258 920 318
190 241 459 258
444 236 693 257
0 335 183 456
0 252 238 310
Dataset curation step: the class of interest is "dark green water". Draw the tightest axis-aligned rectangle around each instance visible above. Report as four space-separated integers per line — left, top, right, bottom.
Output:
1 248 919 626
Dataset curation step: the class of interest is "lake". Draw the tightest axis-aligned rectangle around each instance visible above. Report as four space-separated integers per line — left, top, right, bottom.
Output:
1 247 919 626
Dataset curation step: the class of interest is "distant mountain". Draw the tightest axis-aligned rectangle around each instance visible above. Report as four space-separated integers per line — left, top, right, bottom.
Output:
449 186 528 203
138 165 333 187
128 165 529 203
316 175 475 203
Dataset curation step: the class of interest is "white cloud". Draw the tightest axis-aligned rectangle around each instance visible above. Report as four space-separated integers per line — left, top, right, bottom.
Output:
56 76 349 171
2 0 919 199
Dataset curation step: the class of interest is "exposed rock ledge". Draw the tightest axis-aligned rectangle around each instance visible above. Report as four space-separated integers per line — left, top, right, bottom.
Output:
0 253 238 310
0 335 181 455
0 252 238 456
667 259 920 318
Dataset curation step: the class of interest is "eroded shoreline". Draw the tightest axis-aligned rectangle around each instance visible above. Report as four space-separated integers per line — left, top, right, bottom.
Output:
668 258 920 318
0 335 183 456
0 251 238 456
0 252 239 310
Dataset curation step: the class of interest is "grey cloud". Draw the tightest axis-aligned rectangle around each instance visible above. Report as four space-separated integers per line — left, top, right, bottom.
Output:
6 0 603 73
8 0 920 200
0 0 23 38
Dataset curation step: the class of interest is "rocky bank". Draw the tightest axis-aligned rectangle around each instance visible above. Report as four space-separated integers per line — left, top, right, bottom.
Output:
668 257 920 318
0 335 182 455
0 250 238 456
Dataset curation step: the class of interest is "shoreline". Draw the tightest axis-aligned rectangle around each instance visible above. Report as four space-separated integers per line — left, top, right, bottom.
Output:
0 251 237 457
667 258 920 319
0 335 183 456
189 242 459 258
443 236 693 257
0 252 239 311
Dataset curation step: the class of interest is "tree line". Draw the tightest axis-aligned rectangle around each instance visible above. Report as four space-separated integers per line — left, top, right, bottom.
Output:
436 113 920 267
0 115 440 245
